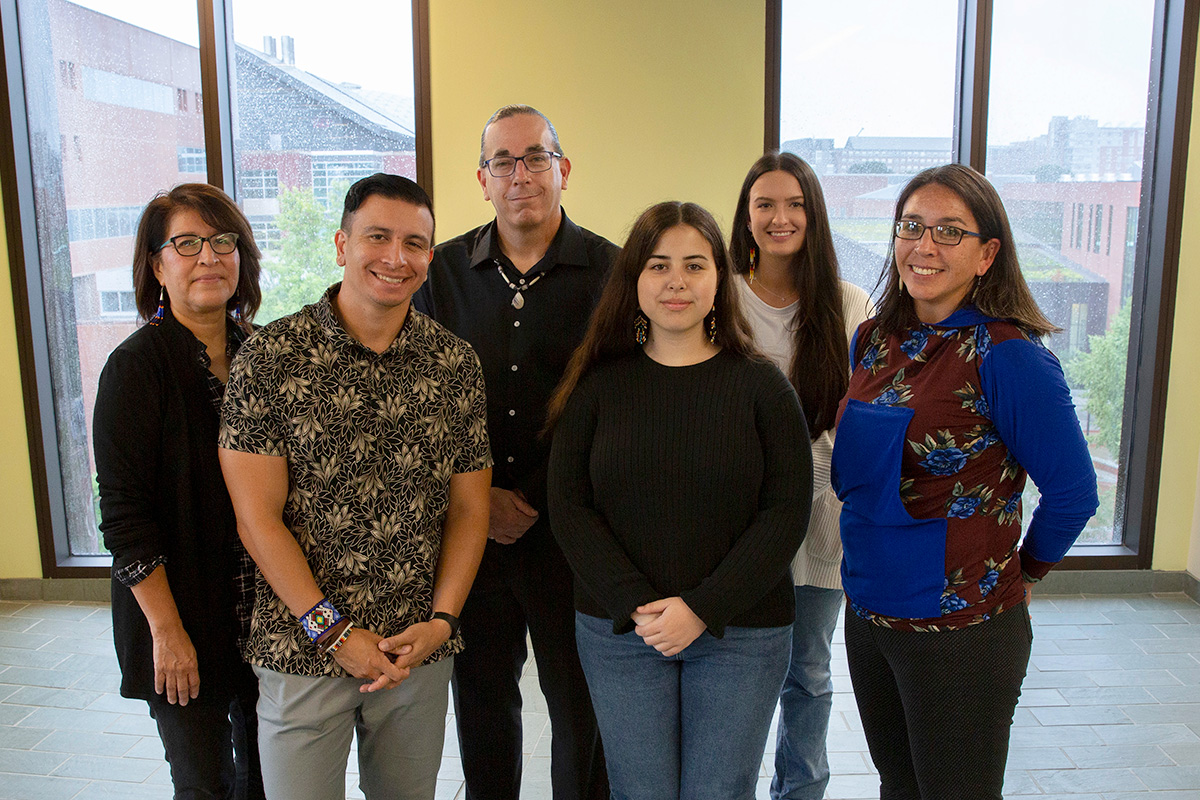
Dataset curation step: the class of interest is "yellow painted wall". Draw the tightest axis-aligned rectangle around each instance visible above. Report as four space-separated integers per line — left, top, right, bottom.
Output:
1157 51 1200 574
427 0 766 245
0 192 46 579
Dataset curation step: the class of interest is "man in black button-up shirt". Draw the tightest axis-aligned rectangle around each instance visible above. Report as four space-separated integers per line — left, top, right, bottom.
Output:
414 105 616 800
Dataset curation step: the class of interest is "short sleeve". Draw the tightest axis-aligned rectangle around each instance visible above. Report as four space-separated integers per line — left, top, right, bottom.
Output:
451 345 492 474
219 331 288 457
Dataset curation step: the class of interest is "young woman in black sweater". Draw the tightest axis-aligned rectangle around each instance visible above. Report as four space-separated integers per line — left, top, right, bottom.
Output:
546 201 813 800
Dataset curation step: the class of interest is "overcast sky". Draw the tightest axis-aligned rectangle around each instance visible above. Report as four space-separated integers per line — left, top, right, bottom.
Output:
70 0 1151 148
70 0 416 95
780 0 1155 146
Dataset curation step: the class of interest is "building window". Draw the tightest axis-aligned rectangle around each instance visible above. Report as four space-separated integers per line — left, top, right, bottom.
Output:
248 215 281 251
241 169 278 199
310 155 384 207
99 290 136 316
177 146 206 174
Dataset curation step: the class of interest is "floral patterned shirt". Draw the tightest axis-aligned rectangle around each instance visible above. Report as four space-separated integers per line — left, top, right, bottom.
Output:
219 285 492 676
831 307 1097 632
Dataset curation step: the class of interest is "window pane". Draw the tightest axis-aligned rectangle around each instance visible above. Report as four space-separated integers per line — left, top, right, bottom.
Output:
17 0 204 556
779 1 958 296
986 0 1155 545
230 0 418 323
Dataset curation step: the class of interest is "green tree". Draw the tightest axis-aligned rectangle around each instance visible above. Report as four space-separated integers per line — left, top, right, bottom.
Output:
847 160 890 174
256 186 343 323
1067 302 1131 457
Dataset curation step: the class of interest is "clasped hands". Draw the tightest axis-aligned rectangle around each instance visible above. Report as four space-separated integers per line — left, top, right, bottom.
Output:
631 596 706 657
333 617 454 693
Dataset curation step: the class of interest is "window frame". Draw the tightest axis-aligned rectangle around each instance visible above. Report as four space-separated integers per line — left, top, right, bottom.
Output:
765 0 1200 570
0 0 432 576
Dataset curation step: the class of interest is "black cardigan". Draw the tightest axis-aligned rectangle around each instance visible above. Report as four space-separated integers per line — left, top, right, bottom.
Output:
93 309 246 701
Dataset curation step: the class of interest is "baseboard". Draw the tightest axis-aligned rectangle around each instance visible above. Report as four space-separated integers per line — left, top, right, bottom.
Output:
1 571 1198 603
1185 571 1200 604
1034 569 1190 595
0 578 109 602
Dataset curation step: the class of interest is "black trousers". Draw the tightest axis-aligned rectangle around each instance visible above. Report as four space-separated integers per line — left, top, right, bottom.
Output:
844 603 1032 800
452 529 607 800
147 660 264 800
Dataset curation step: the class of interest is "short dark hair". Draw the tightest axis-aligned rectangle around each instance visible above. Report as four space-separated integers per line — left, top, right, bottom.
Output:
340 173 435 239
478 104 563 168
875 164 1057 336
132 183 262 324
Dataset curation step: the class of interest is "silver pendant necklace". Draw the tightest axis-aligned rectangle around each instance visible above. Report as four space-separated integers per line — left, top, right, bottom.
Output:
495 261 544 309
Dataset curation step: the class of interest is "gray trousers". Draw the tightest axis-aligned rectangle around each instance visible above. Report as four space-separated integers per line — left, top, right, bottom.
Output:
253 658 452 800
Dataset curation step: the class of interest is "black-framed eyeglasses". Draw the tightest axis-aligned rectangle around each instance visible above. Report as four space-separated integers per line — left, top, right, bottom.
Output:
156 232 240 257
483 151 562 178
894 220 985 246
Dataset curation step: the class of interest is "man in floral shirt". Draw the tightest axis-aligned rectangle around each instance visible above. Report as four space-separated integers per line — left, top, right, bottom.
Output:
219 174 492 800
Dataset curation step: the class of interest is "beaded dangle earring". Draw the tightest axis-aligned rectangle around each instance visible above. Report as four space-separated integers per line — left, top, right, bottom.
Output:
707 307 717 344
634 313 648 345
970 274 982 303
748 245 757 283
149 286 165 326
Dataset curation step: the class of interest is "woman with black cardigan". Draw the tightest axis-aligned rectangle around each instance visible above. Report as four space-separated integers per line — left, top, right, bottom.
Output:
93 184 265 799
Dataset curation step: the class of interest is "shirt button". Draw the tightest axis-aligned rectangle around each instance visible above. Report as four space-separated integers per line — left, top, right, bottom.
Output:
508 409 516 416
513 321 520 327
519 278 526 285
506 456 514 463
511 365 518 372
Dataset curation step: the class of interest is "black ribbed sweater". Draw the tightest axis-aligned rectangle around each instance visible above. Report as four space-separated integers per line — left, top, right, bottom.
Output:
548 349 813 636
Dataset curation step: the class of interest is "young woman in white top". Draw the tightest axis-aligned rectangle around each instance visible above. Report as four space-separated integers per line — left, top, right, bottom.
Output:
730 152 873 800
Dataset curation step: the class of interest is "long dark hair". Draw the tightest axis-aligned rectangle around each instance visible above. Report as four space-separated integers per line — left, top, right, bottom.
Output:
132 183 262 325
545 201 758 431
874 164 1057 336
731 152 848 439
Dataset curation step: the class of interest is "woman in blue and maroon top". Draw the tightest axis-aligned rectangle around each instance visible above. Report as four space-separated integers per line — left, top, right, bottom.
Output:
831 164 1098 800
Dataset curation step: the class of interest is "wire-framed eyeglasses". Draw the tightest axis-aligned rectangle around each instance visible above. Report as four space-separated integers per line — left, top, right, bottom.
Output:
156 232 240 257
483 151 562 178
894 220 985 246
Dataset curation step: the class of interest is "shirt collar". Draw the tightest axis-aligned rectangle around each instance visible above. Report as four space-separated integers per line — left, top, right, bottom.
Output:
929 304 993 328
467 208 590 273
313 282 424 357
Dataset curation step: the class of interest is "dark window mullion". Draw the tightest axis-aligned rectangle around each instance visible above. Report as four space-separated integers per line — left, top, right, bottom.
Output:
764 0 782 154
953 0 992 170
1109 0 1199 566
197 0 234 192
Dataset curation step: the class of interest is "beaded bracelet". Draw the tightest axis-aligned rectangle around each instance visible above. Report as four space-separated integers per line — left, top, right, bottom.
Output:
321 622 354 656
299 598 342 642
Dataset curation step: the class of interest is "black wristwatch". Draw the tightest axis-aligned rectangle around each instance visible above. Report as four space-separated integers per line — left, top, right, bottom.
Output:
431 611 460 638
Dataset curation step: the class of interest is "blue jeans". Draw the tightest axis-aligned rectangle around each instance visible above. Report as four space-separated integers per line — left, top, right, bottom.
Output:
575 612 790 800
771 586 844 800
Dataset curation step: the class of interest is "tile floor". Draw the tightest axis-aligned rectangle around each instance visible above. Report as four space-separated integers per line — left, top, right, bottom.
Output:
0 593 1196 799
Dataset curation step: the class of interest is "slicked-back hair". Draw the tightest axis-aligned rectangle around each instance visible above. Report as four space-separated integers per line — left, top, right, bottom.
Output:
874 164 1057 336
132 183 262 325
545 201 759 432
340 173 435 240
478 104 563 168
731 151 848 439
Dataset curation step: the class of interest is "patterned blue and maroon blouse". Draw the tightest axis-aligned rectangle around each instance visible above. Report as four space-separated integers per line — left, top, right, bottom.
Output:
831 306 1098 632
